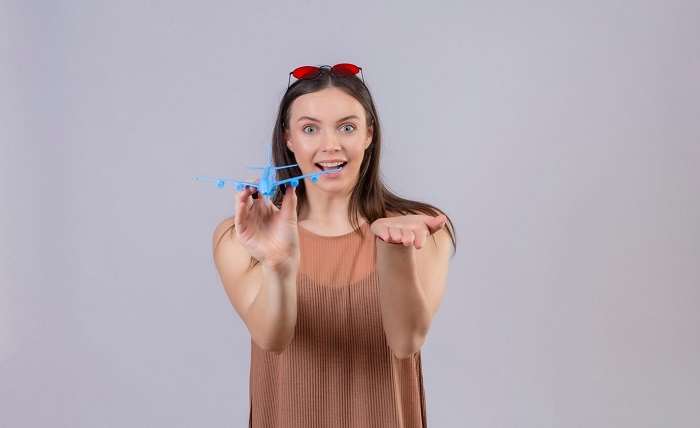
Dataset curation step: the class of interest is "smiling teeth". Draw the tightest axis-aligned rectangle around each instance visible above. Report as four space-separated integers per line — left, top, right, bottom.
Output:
319 162 344 168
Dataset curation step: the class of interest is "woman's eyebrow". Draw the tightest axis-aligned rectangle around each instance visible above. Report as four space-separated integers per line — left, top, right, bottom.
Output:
297 115 359 123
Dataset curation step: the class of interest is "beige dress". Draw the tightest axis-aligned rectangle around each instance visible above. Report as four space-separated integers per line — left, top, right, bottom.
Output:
248 221 428 427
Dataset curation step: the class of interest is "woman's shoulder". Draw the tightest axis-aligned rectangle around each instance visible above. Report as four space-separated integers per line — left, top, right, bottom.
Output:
212 216 236 251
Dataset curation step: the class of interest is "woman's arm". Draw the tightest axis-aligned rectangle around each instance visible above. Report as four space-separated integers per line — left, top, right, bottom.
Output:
373 215 453 359
213 217 298 354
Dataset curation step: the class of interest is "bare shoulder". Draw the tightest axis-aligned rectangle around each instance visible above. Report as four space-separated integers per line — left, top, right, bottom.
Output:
211 215 258 271
415 223 453 282
431 227 454 255
210 215 264 330
426 209 454 255
212 216 236 253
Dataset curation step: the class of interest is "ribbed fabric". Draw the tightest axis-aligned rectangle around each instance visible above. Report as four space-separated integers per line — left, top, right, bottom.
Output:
248 221 427 427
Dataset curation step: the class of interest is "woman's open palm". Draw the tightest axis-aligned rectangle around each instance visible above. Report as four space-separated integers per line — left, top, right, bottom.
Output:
234 180 300 271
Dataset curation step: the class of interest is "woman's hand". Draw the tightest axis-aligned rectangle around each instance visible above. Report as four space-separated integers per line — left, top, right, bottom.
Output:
370 214 447 250
234 180 300 272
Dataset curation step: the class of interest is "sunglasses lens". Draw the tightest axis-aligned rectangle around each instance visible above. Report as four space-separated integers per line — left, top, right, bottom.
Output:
332 63 360 76
292 66 320 79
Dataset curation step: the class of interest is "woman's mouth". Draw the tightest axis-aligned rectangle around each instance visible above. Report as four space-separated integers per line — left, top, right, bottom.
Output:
314 161 347 171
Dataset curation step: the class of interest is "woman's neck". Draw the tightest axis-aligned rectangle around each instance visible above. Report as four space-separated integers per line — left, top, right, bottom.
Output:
298 205 367 235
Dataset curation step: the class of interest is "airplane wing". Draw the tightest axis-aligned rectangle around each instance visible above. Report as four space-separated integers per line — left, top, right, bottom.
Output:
194 176 260 190
273 163 298 170
234 180 260 188
246 163 298 170
273 168 342 186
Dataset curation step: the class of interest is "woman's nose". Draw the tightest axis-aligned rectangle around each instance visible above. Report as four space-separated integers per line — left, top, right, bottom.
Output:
320 135 340 151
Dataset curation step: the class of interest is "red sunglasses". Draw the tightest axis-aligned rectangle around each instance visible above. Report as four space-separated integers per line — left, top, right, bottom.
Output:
288 63 364 88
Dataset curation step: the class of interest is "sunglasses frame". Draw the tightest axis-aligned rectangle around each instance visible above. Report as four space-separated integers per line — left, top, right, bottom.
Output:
288 63 365 89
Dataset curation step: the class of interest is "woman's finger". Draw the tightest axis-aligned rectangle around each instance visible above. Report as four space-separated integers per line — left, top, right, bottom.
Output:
388 226 402 243
378 226 389 242
234 186 249 227
414 229 427 249
234 186 254 232
249 187 263 215
402 229 414 247
280 183 297 220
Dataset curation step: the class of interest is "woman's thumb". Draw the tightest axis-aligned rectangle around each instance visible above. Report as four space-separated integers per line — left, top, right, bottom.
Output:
427 214 446 233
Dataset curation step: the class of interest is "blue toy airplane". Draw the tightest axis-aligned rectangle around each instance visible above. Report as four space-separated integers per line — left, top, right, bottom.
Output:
195 159 343 201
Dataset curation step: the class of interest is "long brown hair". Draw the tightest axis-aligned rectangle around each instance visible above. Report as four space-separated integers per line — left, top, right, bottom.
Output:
220 68 457 270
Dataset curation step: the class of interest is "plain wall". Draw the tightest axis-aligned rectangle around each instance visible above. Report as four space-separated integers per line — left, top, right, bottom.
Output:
2 0 699 426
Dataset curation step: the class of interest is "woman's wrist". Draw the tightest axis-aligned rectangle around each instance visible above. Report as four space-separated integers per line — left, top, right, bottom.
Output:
262 257 299 278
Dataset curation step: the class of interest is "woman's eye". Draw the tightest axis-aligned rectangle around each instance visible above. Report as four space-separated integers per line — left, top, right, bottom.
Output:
303 124 355 134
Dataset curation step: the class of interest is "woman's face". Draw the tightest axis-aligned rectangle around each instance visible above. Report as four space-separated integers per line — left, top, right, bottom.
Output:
285 87 372 192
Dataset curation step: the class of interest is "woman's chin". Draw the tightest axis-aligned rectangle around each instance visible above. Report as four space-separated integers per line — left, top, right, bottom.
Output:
314 173 357 192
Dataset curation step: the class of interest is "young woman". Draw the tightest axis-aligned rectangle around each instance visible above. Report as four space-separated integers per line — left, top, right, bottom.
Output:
212 63 457 427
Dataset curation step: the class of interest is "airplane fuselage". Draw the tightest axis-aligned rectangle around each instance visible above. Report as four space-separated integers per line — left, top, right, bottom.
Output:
258 166 276 196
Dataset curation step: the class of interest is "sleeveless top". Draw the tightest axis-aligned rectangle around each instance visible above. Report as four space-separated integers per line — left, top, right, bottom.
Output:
248 221 428 427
